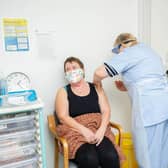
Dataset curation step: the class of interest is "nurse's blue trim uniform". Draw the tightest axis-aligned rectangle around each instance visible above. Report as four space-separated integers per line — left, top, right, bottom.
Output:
105 43 168 168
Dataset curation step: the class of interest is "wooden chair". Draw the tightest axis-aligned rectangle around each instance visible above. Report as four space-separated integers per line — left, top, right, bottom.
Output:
47 114 123 168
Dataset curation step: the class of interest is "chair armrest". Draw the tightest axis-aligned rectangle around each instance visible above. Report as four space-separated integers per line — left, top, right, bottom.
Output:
109 121 123 146
47 115 58 137
47 115 67 142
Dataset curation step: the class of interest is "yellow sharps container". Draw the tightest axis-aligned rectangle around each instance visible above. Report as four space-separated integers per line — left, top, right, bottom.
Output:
119 132 138 168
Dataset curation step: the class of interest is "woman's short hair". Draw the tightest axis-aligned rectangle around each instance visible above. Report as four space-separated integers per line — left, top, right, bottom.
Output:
114 33 137 47
64 56 84 72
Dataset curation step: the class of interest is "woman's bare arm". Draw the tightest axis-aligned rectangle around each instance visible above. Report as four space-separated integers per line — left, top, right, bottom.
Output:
93 65 108 86
94 86 111 145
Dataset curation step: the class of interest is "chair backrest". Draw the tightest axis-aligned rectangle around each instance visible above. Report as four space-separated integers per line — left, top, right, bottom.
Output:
47 115 56 135
53 111 61 125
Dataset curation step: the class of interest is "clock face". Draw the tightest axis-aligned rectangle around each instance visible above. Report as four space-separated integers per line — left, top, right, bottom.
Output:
7 72 31 92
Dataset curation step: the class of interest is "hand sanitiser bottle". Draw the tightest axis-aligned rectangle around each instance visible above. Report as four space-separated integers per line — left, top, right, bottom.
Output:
0 72 8 95
0 72 8 106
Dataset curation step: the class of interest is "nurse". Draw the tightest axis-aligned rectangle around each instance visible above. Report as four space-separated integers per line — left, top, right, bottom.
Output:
93 33 168 168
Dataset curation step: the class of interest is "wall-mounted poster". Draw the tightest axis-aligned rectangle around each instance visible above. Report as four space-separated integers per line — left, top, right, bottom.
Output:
3 18 29 52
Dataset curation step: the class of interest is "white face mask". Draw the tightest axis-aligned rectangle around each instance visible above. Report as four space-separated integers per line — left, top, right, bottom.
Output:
65 68 84 83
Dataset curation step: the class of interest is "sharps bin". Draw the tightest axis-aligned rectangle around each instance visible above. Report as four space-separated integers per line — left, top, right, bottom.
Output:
120 133 138 168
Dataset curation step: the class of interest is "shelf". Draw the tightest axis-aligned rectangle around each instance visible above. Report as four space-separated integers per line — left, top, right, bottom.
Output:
0 113 35 124
0 140 37 154
0 129 36 141
0 100 44 115
0 139 36 151
0 156 38 168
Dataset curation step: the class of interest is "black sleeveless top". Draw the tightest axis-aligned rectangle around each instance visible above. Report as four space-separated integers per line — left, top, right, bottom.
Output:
66 83 101 117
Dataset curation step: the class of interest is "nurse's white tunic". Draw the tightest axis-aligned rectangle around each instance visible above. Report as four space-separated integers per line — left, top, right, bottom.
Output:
104 43 168 168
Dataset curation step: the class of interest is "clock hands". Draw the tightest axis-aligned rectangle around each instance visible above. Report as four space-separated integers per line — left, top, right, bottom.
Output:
17 80 24 89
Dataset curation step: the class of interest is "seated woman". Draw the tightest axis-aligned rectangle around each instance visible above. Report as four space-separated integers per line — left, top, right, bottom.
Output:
55 56 125 168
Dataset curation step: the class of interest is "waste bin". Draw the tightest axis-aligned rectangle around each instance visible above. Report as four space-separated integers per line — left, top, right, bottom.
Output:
119 132 138 168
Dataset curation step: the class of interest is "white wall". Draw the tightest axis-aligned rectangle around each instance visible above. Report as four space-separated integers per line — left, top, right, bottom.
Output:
0 0 138 167
151 0 168 68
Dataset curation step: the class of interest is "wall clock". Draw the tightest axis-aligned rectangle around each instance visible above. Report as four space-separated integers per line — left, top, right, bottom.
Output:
7 72 31 92
6 72 36 106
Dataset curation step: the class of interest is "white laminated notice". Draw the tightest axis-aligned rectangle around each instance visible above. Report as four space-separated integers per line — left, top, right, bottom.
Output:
8 96 26 105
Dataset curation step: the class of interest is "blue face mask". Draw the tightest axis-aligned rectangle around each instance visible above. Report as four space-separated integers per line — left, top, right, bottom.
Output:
112 44 121 54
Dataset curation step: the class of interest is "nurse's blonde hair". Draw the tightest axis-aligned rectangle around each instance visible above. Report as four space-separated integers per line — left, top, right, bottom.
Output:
114 33 138 47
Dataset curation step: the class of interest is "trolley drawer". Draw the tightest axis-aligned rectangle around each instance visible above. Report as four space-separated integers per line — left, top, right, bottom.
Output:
0 113 35 134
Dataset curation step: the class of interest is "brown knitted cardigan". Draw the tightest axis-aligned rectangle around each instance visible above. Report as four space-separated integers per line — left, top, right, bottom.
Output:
56 113 125 161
